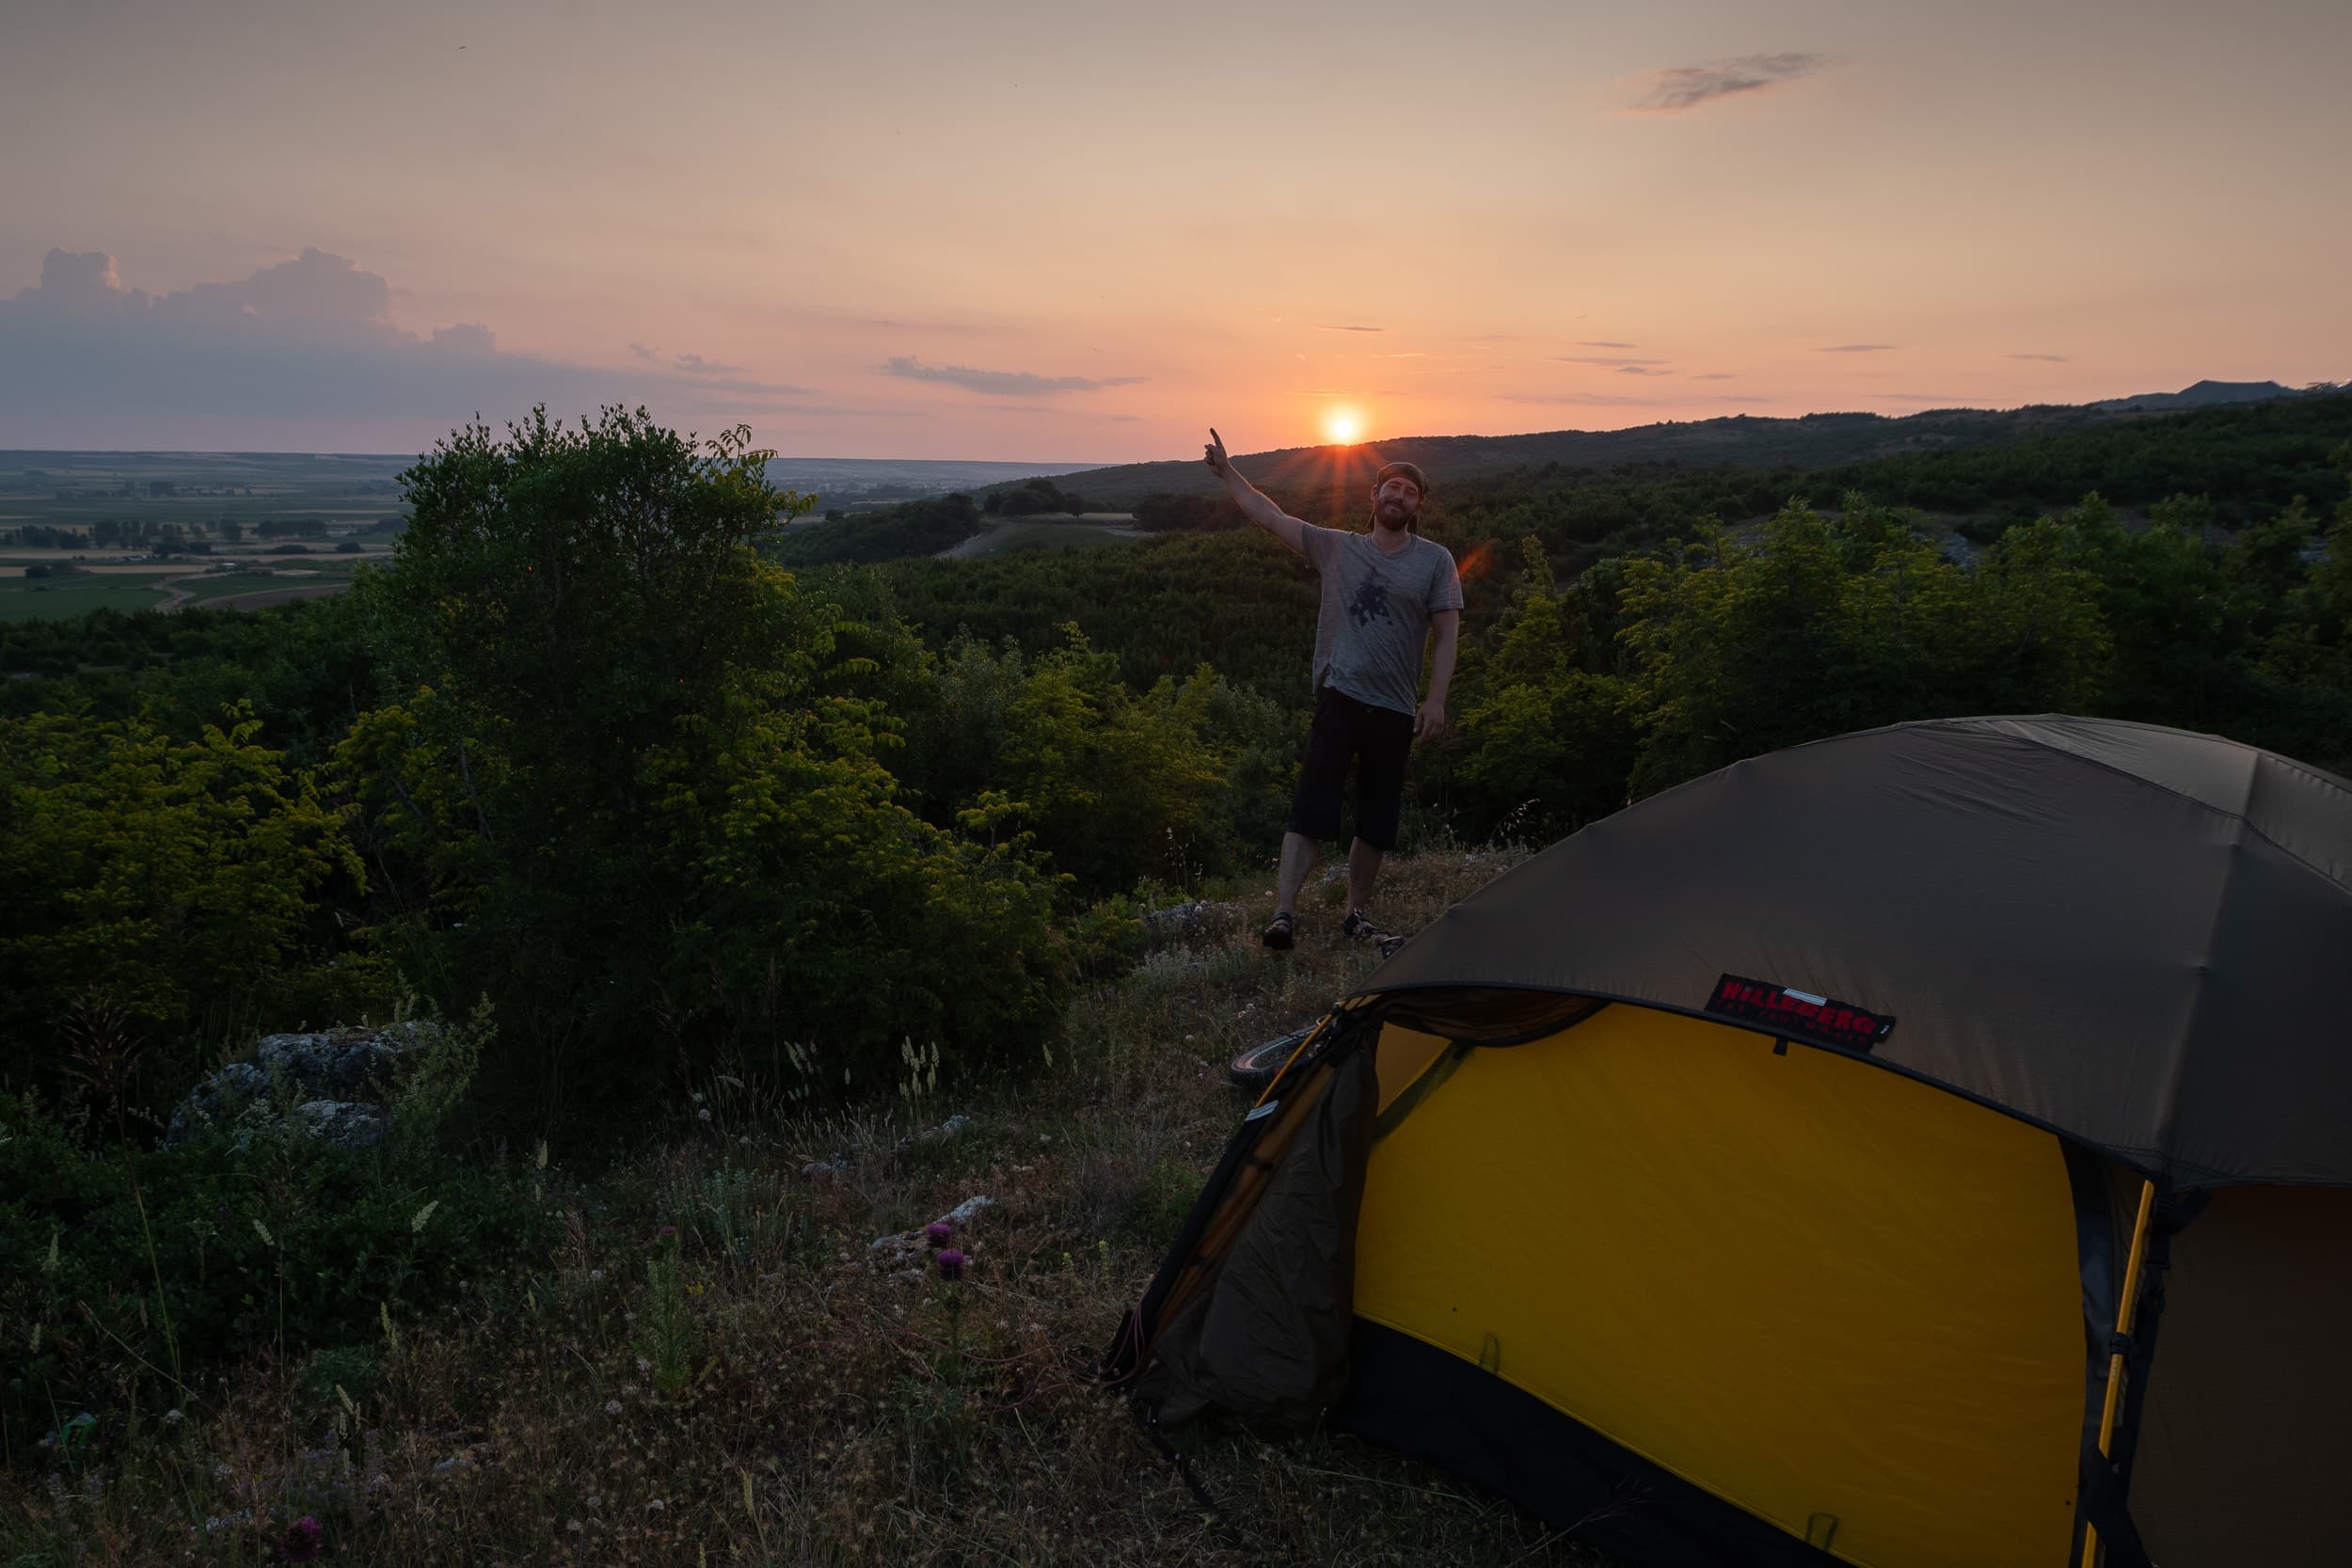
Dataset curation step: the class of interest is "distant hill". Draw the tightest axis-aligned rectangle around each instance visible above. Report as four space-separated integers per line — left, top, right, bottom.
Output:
1025 381 2342 508
2087 379 2314 413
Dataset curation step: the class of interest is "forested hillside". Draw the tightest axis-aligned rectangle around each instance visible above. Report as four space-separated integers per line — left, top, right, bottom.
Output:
1012 385 2348 507
4 399 2349 1530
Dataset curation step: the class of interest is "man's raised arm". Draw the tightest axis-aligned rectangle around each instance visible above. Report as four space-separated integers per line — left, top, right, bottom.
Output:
1204 428 1309 555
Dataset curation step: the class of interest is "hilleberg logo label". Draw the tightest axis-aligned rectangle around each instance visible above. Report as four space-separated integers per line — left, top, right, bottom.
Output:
1706 974 1896 1053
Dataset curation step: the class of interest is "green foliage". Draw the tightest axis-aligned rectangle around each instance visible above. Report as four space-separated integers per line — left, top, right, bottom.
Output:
1436 538 1641 843
0 705 362 1103
770 492 984 566
1613 498 2112 795
895 631 1294 900
985 476 1092 516
0 1087 550 1449
349 408 1070 1119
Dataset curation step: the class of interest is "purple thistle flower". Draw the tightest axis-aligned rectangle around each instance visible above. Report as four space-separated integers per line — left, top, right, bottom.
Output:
277 1514 324 1562
936 1247 966 1281
924 1221 954 1249
658 1225 676 1239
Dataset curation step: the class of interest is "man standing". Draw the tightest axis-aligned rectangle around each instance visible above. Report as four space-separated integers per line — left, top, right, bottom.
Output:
1203 428 1462 953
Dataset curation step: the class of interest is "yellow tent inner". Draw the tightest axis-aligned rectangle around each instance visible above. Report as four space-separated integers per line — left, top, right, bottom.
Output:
1354 1005 2084 1568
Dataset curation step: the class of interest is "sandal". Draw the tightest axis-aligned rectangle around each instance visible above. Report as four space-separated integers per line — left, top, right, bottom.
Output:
1260 911 1295 951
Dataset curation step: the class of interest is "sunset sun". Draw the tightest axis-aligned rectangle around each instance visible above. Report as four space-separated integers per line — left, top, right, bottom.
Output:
1325 410 1361 444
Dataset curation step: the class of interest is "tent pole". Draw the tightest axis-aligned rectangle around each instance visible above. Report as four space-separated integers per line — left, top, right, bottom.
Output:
2083 1178 2155 1565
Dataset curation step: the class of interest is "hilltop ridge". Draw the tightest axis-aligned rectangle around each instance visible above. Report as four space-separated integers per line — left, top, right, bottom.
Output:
1019 380 2342 507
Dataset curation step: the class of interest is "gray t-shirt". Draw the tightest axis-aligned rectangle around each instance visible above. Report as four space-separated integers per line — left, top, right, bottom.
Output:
1298 525 1464 715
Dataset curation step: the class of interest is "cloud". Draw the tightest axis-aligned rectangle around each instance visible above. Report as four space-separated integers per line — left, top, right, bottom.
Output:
1692 372 1737 380
1631 53 1836 113
1556 355 1669 368
1579 341 1638 349
1616 365 1673 376
1497 391 1657 407
0 246 818 448
882 356 1144 397
2008 353 2070 362
1818 343 1897 353
1318 324 1384 333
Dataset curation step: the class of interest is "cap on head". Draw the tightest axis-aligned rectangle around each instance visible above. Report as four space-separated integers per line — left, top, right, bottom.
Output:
1375 460 1430 499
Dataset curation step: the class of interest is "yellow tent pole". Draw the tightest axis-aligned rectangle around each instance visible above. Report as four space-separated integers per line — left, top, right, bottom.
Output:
2082 1178 2156 1565
1250 1010 1334 1109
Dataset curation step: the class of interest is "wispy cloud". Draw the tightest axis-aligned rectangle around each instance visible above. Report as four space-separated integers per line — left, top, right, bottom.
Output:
1318 324 1384 333
1580 341 1639 349
1631 53 1835 114
1692 372 1737 380
1497 391 1657 407
1616 365 1674 376
883 356 1144 397
1818 343 1898 353
2008 353 2070 362
1556 355 1669 368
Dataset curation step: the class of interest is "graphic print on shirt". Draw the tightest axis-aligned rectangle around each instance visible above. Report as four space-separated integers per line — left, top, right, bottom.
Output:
1345 575 1392 628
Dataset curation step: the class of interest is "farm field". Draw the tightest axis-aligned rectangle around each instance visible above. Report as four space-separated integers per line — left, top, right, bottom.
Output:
939 514 1144 559
0 546 386 620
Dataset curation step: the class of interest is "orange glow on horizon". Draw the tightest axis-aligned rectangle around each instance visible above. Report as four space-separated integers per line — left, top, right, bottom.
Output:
1324 408 1361 444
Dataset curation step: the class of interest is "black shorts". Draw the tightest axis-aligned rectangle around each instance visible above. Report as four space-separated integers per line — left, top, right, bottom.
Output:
1287 686 1415 852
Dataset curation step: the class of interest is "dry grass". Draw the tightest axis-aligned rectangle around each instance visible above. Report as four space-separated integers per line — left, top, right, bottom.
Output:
2 847 1614 1567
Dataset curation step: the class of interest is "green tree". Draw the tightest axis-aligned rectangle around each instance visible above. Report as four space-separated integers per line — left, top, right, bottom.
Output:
348 408 1068 1119
0 705 359 1100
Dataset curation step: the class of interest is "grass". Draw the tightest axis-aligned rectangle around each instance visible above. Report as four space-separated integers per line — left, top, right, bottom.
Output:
0 577 173 622
0 555 379 620
0 846 1615 1567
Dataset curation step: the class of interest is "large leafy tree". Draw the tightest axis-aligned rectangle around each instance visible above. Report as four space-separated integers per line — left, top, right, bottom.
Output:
347 408 1065 1120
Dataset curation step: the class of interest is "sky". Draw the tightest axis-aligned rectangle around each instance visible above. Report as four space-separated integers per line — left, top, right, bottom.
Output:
3 0 2347 460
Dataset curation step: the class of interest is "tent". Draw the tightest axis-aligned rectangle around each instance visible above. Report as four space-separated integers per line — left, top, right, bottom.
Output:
1102 716 2352 1568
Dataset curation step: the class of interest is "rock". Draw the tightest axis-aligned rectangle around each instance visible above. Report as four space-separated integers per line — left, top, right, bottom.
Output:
167 1023 429 1149
868 1194 995 1260
293 1100 389 1149
936 1195 995 1228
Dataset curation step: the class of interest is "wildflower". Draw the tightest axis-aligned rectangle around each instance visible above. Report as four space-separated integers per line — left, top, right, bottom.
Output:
635 1356 651 1373
696 1108 711 1122
253 1217 275 1247
589 1268 605 1282
936 1248 966 1281
277 1514 324 1562
409 1199 438 1234
659 1225 677 1240
163 1408 184 1426
691 1092 705 1105
925 1221 954 1249
605 1400 623 1416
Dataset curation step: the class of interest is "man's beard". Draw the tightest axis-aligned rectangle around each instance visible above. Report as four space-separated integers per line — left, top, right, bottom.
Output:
1376 500 1416 530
